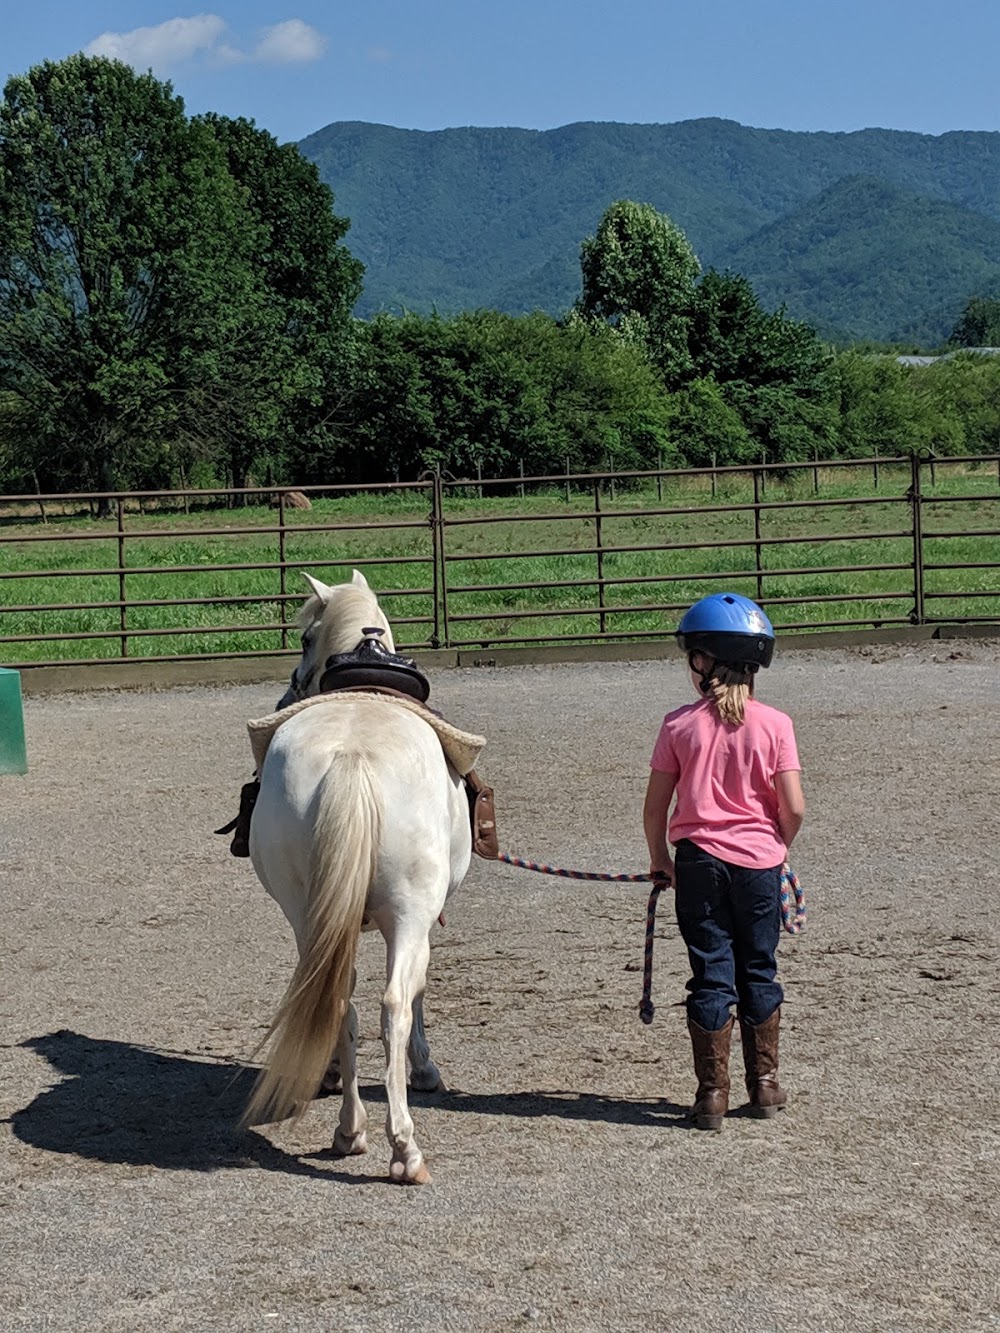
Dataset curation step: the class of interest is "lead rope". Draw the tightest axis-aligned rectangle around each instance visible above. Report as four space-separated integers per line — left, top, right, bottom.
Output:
495 852 805 1025
639 878 669 1025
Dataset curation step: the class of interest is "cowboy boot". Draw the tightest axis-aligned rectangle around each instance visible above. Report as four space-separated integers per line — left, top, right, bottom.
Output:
214 779 260 858
739 1007 788 1118
687 1015 734 1131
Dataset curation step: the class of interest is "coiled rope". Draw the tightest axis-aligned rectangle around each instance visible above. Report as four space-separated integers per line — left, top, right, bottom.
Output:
495 852 805 1026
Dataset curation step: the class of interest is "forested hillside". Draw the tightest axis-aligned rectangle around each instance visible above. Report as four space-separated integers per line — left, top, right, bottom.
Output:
299 119 1000 342
725 178 1000 345
7 60 1000 501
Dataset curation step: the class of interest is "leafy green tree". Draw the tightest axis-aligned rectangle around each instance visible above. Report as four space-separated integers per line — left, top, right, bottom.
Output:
668 377 753 466
948 296 1000 349
197 114 363 488
687 270 837 461
908 353 1000 454
0 57 365 498
472 311 674 474
0 55 267 496
576 200 700 386
339 309 674 483
833 349 929 456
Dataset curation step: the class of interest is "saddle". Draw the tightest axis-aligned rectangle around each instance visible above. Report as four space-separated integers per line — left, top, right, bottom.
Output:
217 636 497 862
318 631 431 702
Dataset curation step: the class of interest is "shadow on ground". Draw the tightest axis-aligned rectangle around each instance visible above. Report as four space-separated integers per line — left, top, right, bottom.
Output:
10 1030 694 1178
399 1082 692 1128
9 1030 380 1182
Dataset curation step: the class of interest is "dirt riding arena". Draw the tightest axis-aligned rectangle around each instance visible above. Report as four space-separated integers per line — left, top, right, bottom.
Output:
2 644 999 1332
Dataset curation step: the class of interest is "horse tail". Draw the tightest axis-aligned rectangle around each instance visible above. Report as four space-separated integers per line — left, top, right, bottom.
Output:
243 751 380 1127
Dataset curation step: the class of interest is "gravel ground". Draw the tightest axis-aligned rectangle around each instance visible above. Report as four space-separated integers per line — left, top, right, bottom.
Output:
2 642 999 1333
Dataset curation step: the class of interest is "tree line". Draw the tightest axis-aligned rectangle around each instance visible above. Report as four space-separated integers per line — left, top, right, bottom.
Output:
2 57 999 500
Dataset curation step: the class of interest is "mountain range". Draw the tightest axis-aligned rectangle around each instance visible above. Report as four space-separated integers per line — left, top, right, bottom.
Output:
297 118 1000 345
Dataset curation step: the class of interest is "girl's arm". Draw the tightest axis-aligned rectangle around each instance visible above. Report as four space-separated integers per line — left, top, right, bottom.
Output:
775 769 805 850
643 769 677 884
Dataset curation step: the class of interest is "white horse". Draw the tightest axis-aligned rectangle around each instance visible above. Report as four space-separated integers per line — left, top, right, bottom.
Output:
246 570 473 1184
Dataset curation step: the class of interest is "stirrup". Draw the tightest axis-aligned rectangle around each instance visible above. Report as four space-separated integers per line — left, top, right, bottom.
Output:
215 780 259 857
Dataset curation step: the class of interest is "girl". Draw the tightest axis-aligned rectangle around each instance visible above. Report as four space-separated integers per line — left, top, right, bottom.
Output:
643 593 805 1131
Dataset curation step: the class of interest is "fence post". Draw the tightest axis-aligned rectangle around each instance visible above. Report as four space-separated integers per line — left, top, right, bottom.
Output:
594 480 606 636
929 449 936 488
711 451 717 499
519 458 525 499
873 444 879 491
813 446 819 495
431 469 446 648
278 491 288 651
752 468 764 604
565 456 571 504
116 497 128 659
657 450 663 502
476 458 483 500
32 472 47 524
910 452 925 625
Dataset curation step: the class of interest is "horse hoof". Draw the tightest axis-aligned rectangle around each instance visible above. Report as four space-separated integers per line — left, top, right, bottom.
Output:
389 1155 432 1185
332 1130 368 1157
408 1067 445 1093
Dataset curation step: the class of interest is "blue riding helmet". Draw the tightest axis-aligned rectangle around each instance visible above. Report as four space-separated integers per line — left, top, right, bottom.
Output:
676 592 775 669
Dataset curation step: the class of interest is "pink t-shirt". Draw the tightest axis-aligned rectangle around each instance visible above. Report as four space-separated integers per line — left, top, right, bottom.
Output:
650 696 800 869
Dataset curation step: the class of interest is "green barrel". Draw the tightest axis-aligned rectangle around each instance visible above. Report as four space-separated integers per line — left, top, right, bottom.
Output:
0 668 27 775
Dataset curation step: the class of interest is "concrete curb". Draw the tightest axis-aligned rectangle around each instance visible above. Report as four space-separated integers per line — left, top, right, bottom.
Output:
11 622 1000 696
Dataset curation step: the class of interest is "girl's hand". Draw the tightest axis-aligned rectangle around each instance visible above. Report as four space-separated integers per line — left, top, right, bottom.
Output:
651 857 674 887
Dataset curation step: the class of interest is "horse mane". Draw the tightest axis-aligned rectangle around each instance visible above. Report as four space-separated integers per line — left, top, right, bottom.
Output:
299 581 391 659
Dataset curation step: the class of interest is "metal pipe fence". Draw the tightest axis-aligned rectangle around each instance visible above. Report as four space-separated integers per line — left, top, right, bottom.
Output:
1 454 998 669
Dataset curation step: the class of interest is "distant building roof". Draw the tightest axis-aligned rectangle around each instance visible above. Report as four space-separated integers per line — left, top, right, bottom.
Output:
896 347 1000 366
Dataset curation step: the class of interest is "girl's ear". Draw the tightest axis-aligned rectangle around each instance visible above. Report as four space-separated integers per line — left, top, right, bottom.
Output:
690 650 711 675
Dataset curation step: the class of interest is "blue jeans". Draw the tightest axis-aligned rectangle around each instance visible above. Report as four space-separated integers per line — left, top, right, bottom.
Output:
673 839 783 1031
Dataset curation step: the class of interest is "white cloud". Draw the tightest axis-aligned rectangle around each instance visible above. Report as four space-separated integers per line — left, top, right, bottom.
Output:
215 43 249 67
253 20 326 64
366 46 394 64
85 14 226 69
83 15 327 72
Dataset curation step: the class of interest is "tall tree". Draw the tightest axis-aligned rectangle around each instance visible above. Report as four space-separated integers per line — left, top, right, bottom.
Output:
0 55 266 496
196 114 364 487
688 270 837 461
576 200 700 386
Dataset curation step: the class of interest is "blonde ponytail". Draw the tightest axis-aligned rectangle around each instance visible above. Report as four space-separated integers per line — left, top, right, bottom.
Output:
690 652 755 725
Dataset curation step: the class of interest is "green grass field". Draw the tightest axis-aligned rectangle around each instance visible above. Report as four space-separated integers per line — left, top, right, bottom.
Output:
2 460 999 664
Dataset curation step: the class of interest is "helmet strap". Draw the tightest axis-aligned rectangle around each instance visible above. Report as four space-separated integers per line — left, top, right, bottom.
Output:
689 651 759 692
688 651 714 694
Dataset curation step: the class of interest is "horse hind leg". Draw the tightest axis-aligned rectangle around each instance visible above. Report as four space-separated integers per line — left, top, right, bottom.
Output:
320 1058 342 1096
321 967 355 1096
408 992 444 1092
332 999 368 1157
382 930 433 1184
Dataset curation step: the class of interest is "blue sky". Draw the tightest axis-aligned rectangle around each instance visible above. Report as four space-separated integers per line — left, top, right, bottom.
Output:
4 1 1000 145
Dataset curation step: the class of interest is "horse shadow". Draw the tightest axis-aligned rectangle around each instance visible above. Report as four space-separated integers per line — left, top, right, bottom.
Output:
9 1029 383 1183
10 1030 695 1181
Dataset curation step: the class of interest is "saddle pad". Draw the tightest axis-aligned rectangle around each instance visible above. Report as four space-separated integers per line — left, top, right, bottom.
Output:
247 692 486 776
